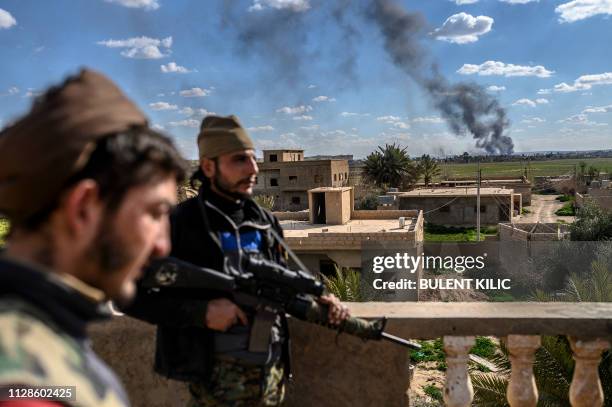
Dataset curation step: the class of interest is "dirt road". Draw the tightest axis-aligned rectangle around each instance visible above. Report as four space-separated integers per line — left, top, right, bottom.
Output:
518 194 575 223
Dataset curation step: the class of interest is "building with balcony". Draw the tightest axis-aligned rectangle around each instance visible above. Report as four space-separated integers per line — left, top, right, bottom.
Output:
253 149 349 211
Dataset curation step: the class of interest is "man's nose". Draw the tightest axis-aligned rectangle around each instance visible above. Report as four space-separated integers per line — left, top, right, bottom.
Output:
151 219 172 258
247 156 259 175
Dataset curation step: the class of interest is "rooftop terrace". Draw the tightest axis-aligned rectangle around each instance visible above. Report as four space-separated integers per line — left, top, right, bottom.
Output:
401 187 514 197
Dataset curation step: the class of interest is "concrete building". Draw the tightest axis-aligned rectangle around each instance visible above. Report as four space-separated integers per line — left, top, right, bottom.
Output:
398 187 516 226
435 177 532 205
276 187 424 301
254 149 349 211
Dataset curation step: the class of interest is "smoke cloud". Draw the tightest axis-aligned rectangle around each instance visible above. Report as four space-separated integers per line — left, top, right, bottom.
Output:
222 0 514 154
367 0 513 154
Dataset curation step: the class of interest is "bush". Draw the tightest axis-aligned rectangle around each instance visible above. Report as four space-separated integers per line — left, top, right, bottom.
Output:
555 202 576 216
556 194 572 202
423 385 443 402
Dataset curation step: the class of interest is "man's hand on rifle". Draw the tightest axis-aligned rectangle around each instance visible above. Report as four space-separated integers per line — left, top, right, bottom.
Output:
318 294 350 326
205 298 248 331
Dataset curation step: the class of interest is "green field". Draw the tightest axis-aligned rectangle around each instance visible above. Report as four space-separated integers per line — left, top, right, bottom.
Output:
438 158 612 180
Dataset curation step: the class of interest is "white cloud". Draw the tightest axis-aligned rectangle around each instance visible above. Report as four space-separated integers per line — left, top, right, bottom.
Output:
392 121 411 129
377 115 410 129
97 36 172 59
558 113 608 126
24 89 42 98
307 84 317 89
376 115 402 122
276 105 312 115
553 72 612 93
512 98 549 107
0 8 17 29
151 123 165 131
149 101 178 111
556 0 612 23
412 116 444 124
521 117 546 124
168 119 200 128
340 112 358 117
486 85 506 92
161 62 195 73
312 95 336 102
432 12 493 44
179 107 214 117
500 0 539 3
292 115 313 121
299 125 320 131
452 0 479 4
247 125 275 132
104 0 160 10
248 0 310 12
457 60 554 77
2 86 19 96
537 88 552 95
179 87 211 97
582 104 612 113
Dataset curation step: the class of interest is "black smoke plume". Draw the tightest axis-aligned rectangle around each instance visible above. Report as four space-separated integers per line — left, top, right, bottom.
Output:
367 0 514 154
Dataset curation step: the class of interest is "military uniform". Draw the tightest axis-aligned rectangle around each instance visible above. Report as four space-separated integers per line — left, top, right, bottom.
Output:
0 257 129 407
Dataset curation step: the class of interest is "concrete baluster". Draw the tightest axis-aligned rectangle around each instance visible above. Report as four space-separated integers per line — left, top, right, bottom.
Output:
569 337 610 407
506 335 541 407
443 336 475 407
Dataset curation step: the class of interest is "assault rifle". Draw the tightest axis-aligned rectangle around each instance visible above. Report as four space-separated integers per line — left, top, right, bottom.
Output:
141 256 420 350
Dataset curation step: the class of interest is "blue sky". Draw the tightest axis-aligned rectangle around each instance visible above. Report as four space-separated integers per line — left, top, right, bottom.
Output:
0 0 611 159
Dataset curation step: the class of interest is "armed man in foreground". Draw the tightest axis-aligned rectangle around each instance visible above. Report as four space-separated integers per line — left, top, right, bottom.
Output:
0 69 187 406
124 115 350 406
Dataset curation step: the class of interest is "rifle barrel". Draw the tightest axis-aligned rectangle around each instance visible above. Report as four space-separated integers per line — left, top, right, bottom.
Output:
381 332 421 350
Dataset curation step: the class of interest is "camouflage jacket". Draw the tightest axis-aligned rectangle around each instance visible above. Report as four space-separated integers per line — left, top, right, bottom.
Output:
0 256 129 407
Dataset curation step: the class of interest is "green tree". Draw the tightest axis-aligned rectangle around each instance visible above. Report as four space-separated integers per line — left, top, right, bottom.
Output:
322 266 362 301
417 154 442 186
570 201 612 241
363 143 417 189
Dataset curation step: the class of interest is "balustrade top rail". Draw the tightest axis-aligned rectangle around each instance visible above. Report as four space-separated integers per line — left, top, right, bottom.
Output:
346 302 612 338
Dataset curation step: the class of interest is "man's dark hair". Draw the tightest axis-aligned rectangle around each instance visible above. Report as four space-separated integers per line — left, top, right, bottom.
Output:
18 126 187 231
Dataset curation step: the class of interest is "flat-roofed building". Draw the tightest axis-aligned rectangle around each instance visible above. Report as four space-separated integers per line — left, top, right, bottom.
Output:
254 149 349 211
276 187 424 301
398 187 516 226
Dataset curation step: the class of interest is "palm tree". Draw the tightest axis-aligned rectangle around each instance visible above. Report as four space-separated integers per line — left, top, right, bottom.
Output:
474 260 612 406
363 143 417 189
322 266 362 301
417 154 442 186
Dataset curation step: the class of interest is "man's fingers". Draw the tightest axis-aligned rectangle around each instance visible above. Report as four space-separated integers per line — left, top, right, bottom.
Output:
235 306 248 325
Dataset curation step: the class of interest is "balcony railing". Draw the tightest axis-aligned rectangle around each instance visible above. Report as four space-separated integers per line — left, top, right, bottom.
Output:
348 302 612 407
91 302 612 407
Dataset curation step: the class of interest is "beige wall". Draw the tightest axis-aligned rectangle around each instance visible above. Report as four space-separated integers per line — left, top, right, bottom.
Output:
90 315 410 407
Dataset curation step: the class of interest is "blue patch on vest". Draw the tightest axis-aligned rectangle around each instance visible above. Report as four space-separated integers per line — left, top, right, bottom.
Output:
220 230 262 253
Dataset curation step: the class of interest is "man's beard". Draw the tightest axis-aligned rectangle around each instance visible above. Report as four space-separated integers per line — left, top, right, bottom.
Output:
85 217 135 305
213 171 252 201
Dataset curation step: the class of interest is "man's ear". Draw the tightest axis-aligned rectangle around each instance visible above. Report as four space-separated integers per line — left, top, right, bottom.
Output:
61 180 103 238
201 158 216 178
